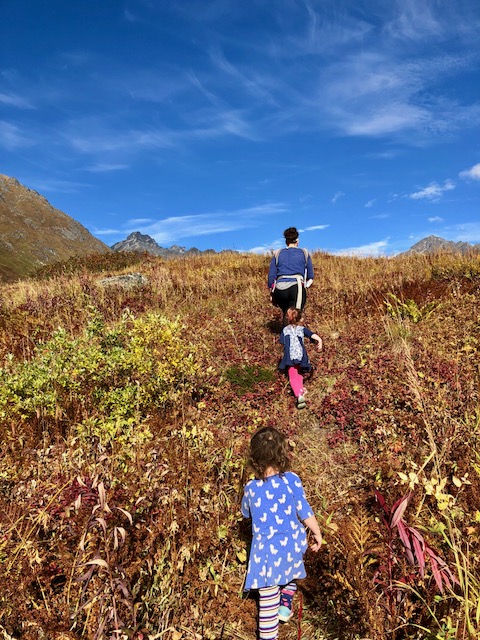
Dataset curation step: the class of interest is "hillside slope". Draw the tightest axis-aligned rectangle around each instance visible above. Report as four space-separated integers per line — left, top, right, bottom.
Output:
0 250 479 639
0 174 110 282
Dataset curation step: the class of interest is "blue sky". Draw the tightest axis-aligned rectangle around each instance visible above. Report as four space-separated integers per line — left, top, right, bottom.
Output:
1 0 480 255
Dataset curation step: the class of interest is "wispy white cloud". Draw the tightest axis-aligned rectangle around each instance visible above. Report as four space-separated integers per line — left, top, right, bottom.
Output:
85 163 129 173
190 108 259 141
68 125 177 154
450 222 480 243
331 191 344 204
94 228 121 236
385 0 446 42
0 92 34 109
408 179 455 201
369 213 390 219
316 50 480 139
248 242 282 254
208 46 278 107
128 218 154 225
28 178 92 194
333 239 389 257
428 216 443 222
303 225 329 231
290 0 479 141
112 202 289 245
459 163 480 181
0 121 33 150
365 199 376 208
385 0 480 43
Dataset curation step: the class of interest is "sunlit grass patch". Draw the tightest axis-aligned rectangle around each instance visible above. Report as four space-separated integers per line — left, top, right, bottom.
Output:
224 363 276 395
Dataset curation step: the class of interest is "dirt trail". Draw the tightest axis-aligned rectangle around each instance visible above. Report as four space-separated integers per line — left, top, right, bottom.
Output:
224 322 361 640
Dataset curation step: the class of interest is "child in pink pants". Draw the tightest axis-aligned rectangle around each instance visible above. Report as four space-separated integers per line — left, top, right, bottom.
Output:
279 307 322 409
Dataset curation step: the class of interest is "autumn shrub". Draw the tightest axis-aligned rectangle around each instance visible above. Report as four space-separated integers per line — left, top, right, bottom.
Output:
33 251 153 279
431 253 480 282
0 310 199 445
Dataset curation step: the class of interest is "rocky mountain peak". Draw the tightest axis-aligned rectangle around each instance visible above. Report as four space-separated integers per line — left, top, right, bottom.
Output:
405 234 477 255
111 232 198 258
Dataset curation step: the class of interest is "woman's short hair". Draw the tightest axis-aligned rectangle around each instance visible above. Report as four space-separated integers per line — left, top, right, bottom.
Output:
283 227 299 245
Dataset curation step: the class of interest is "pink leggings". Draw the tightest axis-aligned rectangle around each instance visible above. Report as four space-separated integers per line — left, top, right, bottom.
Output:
287 365 304 398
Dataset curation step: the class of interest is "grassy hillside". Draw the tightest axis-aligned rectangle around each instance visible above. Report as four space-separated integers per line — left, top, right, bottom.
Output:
0 250 479 640
0 174 111 283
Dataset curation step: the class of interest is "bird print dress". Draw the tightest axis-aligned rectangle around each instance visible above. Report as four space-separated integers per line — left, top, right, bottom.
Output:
241 471 314 590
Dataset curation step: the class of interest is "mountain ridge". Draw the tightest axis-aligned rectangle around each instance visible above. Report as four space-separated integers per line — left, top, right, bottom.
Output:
0 174 110 282
403 234 479 255
1 174 479 283
111 231 209 258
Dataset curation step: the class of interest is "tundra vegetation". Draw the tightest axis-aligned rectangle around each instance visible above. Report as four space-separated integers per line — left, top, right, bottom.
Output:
0 249 479 640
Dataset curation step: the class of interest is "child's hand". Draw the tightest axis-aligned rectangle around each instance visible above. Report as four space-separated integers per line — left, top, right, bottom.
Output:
310 531 323 552
317 339 323 351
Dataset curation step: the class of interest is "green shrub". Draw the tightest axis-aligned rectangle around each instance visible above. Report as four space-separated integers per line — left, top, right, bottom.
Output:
384 292 439 323
0 310 199 441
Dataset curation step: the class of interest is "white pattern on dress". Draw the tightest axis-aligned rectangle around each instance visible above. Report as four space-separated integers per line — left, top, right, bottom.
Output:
241 472 314 590
283 325 304 361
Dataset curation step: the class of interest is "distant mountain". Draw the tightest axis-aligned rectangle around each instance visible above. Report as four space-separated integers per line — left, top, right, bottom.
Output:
0 174 111 282
112 231 204 257
404 235 479 255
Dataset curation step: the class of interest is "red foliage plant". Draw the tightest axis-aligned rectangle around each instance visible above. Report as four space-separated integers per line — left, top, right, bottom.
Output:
374 490 458 594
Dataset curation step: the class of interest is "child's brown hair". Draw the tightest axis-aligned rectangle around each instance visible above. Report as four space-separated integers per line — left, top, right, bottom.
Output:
285 306 302 325
248 427 290 479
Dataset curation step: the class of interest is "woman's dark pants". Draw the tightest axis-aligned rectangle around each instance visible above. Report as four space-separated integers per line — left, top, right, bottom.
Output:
272 285 306 324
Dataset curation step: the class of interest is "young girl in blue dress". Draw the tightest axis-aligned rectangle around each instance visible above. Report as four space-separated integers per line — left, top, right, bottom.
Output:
279 307 322 409
241 427 323 640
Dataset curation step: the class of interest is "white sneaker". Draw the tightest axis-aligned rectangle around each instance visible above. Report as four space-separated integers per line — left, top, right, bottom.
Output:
296 395 306 409
279 604 294 622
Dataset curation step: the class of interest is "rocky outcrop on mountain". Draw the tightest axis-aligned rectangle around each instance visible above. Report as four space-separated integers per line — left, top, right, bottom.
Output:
0 174 111 282
404 235 479 255
97 272 150 289
111 231 203 258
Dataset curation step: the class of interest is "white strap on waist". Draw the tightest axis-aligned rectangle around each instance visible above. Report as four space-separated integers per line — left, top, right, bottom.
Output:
277 274 303 308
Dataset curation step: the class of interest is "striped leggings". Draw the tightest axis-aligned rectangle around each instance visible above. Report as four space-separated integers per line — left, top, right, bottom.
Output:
258 582 297 640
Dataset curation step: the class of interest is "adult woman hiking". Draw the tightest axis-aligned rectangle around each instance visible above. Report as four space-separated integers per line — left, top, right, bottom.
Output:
268 227 314 325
